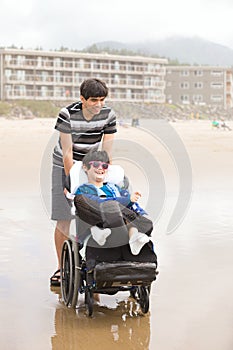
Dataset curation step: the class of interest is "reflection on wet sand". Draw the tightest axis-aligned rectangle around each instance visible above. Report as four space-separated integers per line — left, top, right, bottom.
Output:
51 288 151 350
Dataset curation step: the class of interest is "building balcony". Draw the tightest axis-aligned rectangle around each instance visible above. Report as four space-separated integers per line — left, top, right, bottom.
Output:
4 87 165 103
4 59 166 77
4 75 74 85
4 60 54 70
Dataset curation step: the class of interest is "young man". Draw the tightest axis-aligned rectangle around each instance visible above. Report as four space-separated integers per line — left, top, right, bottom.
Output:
74 150 152 254
50 79 117 286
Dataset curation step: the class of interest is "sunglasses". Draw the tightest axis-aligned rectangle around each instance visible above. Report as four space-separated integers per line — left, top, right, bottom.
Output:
89 161 109 170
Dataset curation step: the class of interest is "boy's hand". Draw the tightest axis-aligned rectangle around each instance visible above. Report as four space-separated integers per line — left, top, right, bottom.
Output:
130 191 142 202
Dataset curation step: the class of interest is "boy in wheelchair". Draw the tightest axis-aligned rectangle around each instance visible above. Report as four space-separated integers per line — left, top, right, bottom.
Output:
71 150 157 276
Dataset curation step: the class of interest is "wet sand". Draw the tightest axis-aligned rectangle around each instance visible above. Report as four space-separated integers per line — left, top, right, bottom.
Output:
0 117 233 350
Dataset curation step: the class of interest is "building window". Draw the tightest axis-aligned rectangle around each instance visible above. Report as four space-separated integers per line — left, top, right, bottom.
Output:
180 95 189 102
17 55 25 65
114 74 119 83
5 69 12 78
74 73 80 84
180 70 189 76
17 70 25 81
5 85 12 98
5 55 12 63
54 58 61 67
37 57 42 67
78 59 84 69
211 95 223 101
55 71 61 82
211 82 223 89
193 70 203 76
180 82 189 89
15 85 26 96
193 95 203 102
41 86 48 98
145 90 154 99
114 61 120 70
148 64 154 72
126 89 132 98
41 71 49 82
211 70 223 76
144 77 152 86
194 82 203 89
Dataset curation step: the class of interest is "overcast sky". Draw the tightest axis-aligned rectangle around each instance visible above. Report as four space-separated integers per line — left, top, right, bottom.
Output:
1 0 233 51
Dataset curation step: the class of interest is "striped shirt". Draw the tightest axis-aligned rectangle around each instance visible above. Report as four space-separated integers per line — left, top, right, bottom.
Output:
53 101 117 167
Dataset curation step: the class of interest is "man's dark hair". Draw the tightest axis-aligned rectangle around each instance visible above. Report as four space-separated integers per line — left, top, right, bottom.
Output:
80 78 108 100
82 150 110 168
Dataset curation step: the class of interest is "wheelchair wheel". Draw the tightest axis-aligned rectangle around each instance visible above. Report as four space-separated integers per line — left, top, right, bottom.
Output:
61 240 74 306
130 286 150 314
129 287 137 300
138 286 150 314
71 241 81 308
85 289 93 317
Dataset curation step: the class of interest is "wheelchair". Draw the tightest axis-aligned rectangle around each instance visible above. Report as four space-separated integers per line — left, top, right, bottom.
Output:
60 163 158 317
61 234 158 316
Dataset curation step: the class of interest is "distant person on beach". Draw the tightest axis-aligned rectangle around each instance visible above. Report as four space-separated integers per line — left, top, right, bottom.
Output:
212 119 231 131
50 78 117 286
73 150 152 255
131 118 140 127
212 120 220 129
220 119 231 131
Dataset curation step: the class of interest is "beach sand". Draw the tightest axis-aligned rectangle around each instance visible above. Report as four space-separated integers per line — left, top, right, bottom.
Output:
0 117 233 350
1 117 232 192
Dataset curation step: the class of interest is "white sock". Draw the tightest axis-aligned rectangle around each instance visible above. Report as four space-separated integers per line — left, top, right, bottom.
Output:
91 226 111 246
129 229 150 255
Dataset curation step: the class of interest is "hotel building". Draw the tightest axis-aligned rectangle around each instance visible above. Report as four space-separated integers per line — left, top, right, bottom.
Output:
165 65 233 108
0 48 168 103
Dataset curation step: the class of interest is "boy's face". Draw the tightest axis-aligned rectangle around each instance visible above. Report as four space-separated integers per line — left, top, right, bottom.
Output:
83 161 109 185
80 96 106 116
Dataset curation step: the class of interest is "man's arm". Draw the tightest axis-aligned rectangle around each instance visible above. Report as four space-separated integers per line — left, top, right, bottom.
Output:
102 133 115 163
60 132 73 175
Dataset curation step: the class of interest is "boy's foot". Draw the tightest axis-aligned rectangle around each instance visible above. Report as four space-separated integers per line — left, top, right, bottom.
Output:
129 232 150 255
91 227 111 246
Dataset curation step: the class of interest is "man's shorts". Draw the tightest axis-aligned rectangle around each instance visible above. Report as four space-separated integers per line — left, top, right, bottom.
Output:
51 165 75 221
